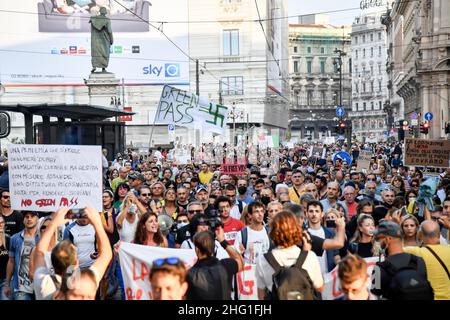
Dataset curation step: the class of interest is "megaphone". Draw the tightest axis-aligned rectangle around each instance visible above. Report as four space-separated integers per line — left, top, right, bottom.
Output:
158 214 174 236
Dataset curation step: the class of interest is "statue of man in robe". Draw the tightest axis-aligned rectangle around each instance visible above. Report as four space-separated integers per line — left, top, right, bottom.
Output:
89 7 113 73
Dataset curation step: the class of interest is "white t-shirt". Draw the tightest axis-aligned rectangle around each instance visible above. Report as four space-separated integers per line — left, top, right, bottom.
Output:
230 205 241 221
234 226 270 264
180 239 229 260
66 223 96 269
117 212 139 243
256 246 323 291
308 227 328 275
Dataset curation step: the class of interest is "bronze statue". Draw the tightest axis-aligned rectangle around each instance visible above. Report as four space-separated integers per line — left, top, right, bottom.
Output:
89 7 113 73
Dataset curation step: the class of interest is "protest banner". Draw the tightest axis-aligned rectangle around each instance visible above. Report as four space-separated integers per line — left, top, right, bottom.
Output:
322 257 378 300
404 138 450 168
7 144 102 212
220 163 247 175
357 150 373 172
155 85 229 134
119 242 258 300
119 242 197 300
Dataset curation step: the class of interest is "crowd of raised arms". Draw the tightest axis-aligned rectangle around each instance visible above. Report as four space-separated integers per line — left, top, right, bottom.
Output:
0 141 449 300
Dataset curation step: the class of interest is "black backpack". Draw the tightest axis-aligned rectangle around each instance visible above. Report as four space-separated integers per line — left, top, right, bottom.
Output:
187 262 230 300
240 225 274 251
264 250 316 300
378 255 434 300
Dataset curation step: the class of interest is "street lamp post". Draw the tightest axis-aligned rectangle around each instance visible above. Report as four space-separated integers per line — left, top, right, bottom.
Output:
334 48 352 148
228 102 244 147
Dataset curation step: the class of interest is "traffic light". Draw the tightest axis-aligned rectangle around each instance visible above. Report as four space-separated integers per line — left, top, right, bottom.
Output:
408 126 414 136
420 121 430 134
335 121 346 135
445 122 450 134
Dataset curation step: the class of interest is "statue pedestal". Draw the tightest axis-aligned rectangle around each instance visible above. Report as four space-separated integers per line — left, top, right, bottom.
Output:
84 72 120 107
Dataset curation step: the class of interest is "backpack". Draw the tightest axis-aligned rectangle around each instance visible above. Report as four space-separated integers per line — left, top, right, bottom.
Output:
378 255 434 300
187 262 230 300
264 250 316 300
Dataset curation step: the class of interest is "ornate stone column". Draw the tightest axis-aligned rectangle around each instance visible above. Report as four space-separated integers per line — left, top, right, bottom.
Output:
84 72 120 107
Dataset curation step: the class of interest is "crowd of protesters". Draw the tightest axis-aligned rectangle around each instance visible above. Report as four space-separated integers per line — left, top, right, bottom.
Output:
0 141 449 300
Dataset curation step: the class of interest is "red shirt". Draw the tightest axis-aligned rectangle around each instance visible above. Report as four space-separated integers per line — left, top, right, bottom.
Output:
347 202 358 220
223 218 245 245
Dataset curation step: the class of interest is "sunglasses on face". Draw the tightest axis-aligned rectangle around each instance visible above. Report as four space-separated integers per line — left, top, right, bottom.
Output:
152 257 181 267
2 196 10 199
188 210 203 214
140 193 151 197
177 219 189 224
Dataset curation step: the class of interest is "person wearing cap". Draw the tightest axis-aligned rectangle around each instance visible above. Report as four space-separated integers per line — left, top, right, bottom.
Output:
194 184 215 216
299 156 314 174
4 211 40 300
370 220 431 300
128 173 145 194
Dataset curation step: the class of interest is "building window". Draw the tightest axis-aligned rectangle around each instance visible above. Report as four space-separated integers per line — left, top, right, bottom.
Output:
307 60 312 73
379 101 382 109
370 47 373 57
378 46 382 56
354 102 358 111
307 90 313 105
371 81 374 92
363 102 366 110
378 64 382 74
370 101 374 110
321 91 326 105
223 29 239 56
220 76 243 96
363 82 366 92
363 48 366 58
294 46 298 53
379 80 382 92
362 35 366 43
334 91 339 104
370 33 373 42
355 50 358 59
320 61 325 74
321 47 325 54
355 66 358 75
378 32 381 40
355 82 359 93
307 47 311 53
354 36 358 44
294 61 299 73
370 65 374 75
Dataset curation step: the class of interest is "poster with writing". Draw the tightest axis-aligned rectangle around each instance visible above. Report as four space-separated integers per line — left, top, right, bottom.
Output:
119 242 258 300
404 138 450 168
220 164 247 175
322 257 378 300
8 144 102 212
356 150 373 172
155 85 229 134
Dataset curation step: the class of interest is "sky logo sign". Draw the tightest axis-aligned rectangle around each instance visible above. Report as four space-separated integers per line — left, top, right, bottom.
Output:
164 63 180 77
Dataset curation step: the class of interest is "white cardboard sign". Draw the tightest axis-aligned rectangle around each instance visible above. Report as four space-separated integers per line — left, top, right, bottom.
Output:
8 144 102 212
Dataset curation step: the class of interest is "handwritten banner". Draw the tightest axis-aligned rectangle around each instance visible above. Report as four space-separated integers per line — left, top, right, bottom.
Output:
356 150 372 172
7 144 102 212
322 257 378 300
118 242 257 300
404 138 450 168
220 164 247 175
155 85 229 134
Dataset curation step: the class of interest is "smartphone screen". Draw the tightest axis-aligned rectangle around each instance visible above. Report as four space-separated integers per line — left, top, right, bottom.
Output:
326 220 336 229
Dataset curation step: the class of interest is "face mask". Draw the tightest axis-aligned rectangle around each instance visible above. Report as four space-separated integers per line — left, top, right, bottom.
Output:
177 222 189 229
238 186 247 195
261 196 271 206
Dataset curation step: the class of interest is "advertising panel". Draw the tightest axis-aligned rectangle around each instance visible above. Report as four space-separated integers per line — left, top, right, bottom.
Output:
0 1 189 85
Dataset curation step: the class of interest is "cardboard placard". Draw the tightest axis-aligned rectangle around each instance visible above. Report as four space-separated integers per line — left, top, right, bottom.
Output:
404 138 450 168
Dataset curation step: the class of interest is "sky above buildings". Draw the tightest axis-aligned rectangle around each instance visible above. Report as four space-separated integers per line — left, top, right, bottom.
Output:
288 0 362 26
